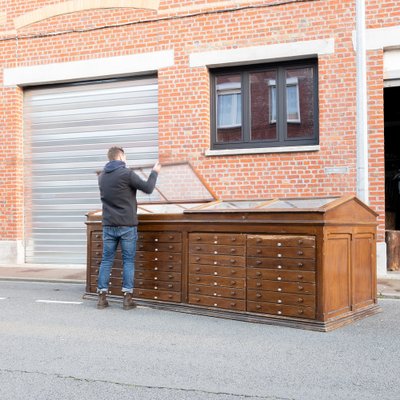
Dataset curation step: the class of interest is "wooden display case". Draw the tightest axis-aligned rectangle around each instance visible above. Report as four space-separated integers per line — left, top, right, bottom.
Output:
85 164 380 331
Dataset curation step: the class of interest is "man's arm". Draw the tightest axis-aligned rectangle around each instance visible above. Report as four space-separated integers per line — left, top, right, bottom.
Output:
129 162 161 194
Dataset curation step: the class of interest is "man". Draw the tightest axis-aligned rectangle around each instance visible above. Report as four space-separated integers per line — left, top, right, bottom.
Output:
97 146 161 310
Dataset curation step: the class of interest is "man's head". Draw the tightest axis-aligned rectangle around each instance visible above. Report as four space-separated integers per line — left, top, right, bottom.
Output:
107 146 126 162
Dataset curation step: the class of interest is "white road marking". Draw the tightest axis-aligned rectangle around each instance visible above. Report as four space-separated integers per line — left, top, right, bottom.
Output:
0 297 7 300
35 300 83 305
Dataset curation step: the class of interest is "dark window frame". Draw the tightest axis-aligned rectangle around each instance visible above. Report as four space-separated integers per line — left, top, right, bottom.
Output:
210 59 319 150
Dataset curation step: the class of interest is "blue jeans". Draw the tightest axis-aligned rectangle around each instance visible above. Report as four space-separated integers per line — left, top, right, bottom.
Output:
97 226 138 294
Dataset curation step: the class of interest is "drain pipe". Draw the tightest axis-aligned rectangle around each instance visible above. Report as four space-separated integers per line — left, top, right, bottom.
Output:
356 0 369 204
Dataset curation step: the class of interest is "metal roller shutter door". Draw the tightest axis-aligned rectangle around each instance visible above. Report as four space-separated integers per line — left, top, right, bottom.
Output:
23 76 158 264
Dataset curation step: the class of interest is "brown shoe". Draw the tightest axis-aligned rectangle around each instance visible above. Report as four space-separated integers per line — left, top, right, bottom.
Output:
123 292 137 310
97 292 109 309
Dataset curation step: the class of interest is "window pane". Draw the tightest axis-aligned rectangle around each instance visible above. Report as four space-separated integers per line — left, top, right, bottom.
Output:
216 75 242 143
286 67 315 139
250 70 278 141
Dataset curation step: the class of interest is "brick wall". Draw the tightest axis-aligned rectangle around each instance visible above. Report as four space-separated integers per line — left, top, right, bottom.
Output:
0 0 395 246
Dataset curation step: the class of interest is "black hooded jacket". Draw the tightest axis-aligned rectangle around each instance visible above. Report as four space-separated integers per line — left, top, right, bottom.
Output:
98 161 158 226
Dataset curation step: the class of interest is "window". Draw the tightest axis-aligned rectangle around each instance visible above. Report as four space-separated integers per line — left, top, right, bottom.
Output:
211 60 318 150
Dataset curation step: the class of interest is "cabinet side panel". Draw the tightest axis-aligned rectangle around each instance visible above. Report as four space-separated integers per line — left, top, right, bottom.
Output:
352 233 375 309
323 234 351 318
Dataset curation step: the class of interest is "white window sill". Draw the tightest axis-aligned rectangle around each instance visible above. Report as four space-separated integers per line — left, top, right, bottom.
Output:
205 145 320 157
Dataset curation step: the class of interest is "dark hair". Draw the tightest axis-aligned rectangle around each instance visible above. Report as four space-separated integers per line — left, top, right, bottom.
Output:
107 146 124 161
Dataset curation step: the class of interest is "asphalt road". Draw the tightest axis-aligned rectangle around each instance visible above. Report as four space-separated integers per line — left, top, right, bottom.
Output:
0 280 399 400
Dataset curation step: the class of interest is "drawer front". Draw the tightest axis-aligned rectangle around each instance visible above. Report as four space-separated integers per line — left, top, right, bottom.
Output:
189 264 246 278
136 251 182 263
136 280 181 292
247 290 315 307
189 254 245 267
247 258 316 271
247 268 315 283
134 270 181 282
137 242 182 252
91 231 103 242
189 275 245 289
136 262 181 272
134 288 181 302
189 233 245 245
247 235 315 248
189 284 245 299
138 232 182 243
247 301 315 319
189 243 245 256
247 279 315 295
189 294 245 311
247 247 315 259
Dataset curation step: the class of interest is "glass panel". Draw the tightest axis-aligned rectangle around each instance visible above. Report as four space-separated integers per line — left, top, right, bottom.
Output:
250 70 278 141
133 162 216 204
286 67 315 139
216 75 242 143
261 197 337 209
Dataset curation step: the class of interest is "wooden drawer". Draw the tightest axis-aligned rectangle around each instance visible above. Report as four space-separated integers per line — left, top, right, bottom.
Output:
189 254 245 267
247 246 315 259
134 288 181 302
134 270 181 282
247 301 315 319
138 232 182 243
91 231 103 242
247 268 315 283
189 275 245 288
136 262 181 272
189 233 245 245
136 280 181 292
189 294 245 311
189 264 246 278
137 242 182 252
247 279 315 295
247 257 316 271
189 284 245 299
247 235 315 248
247 290 315 307
136 251 182 263
189 243 245 256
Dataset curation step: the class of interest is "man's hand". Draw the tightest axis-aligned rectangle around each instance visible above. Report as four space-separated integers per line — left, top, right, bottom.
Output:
152 161 162 173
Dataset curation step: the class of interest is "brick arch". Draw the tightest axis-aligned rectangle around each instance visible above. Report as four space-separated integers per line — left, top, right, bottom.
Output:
14 0 160 29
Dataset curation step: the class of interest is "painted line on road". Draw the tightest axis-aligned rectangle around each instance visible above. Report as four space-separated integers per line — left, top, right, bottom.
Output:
35 300 83 305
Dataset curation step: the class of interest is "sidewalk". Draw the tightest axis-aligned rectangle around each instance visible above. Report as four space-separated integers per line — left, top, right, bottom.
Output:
0 263 399 299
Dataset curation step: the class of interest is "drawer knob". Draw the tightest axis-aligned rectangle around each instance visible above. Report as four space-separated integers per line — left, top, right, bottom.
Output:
154 267 158 271
214 241 218 244
231 291 236 296
256 282 262 287
196 257 201 262
214 261 218 265
256 293 262 298
231 238 237 242
230 259 236 264
139 244 143 249
256 304 261 310
298 275 303 280
168 295 173 299
277 277 282 281
277 254 282 258
214 251 218 255
155 248 158 252
298 286 304 291
168 284 173 288
256 271 261 277
154 238 159 242
277 242 282 247
298 262 304 267
231 270 236 275
154 277 158 280
277 265 282 269
256 238 262 243
231 281 236 285
298 309 304 314
168 235 174 240
214 272 218 276
196 298 200 302
230 303 236 307
196 246 201 251
297 251 304 256
196 237 201 241
257 249 261 254
277 311 282 315
213 293 217 296
196 267 200 272
168 245 173 250
214 282 218 286
154 257 158 261
277 288 282 292
298 240 303 245
297 298 304 303
230 249 236 253
256 260 262 265
168 256 173 260
154 286 158 290
154 296 158 300
214 303 218 307
195 287 200 292
277 299 282 304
